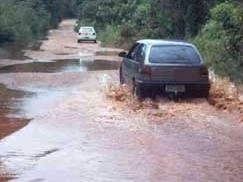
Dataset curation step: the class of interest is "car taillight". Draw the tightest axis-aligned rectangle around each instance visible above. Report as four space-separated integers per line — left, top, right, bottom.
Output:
200 66 208 76
140 65 152 75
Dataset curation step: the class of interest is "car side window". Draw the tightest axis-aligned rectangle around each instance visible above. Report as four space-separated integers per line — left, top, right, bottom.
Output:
134 44 146 62
127 43 140 59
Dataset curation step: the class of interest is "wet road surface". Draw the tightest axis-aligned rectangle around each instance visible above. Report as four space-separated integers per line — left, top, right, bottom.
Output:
1 19 243 182
1 75 243 182
0 84 31 140
0 58 120 73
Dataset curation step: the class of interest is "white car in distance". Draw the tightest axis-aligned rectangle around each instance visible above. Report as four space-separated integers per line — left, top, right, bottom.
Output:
77 26 97 43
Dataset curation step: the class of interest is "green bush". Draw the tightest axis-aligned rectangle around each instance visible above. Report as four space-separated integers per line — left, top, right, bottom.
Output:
0 0 77 45
193 2 243 83
76 0 150 46
0 0 51 44
98 25 121 47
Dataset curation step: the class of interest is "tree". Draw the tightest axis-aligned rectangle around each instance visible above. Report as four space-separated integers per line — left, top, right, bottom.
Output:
194 2 243 83
0 0 77 44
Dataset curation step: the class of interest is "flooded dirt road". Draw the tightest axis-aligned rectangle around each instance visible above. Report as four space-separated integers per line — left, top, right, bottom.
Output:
1 20 243 182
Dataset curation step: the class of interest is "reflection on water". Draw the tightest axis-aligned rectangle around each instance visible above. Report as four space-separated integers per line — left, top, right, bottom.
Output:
0 52 121 181
0 42 30 60
0 56 120 137
0 85 90 182
0 58 120 73
20 87 75 119
0 84 79 181
0 84 32 140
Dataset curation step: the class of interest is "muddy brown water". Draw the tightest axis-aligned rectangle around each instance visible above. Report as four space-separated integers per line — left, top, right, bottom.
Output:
0 57 120 141
0 57 120 180
0 57 120 134
0 84 32 140
2 19 243 182
0 58 120 73
0 42 32 60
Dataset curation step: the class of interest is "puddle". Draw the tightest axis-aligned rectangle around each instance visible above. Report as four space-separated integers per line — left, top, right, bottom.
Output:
19 87 77 118
0 56 120 139
0 42 30 60
0 84 32 140
0 58 120 73
96 50 120 56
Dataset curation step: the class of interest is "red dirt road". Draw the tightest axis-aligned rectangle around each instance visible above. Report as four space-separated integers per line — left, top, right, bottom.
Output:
1 20 243 182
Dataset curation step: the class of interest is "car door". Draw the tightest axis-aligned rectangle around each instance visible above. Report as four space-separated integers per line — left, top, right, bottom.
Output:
122 43 140 84
132 44 147 80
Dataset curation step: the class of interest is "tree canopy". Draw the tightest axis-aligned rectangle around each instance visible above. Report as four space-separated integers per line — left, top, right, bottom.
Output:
0 0 77 44
76 0 243 82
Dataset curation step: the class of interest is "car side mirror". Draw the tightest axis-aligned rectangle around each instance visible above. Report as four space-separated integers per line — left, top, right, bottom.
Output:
118 51 127 57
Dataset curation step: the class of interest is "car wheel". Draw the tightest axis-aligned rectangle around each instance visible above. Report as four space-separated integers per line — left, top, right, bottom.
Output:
77 40 81 43
173 93 179 102
201 89 209 98
132 81 144 99
94 40 97 43
192 88 209 98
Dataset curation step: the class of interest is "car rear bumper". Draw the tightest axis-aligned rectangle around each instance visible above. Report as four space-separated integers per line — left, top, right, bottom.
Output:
136 80 210 93
77 36 96 41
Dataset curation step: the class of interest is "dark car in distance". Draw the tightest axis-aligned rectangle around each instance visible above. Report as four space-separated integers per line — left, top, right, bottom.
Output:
118 39 210 99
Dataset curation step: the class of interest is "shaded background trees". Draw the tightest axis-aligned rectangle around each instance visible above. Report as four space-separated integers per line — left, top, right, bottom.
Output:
1 0 240 45
76 0 229 40
76 0 243 83
0 0 243 82
0 0 77 44
193 2 243 83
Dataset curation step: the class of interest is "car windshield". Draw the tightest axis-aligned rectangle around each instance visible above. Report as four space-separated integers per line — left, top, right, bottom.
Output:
80 27 94 33
149 45 201 64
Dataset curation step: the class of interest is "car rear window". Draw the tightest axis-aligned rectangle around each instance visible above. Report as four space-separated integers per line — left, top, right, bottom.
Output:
80 27 94 33
149 45 201 64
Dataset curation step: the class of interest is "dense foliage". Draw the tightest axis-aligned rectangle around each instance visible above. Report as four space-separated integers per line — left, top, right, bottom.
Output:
194 2 243 83
1 0 243 82
76 0 243 82
76 0 229 40
0 0 77 44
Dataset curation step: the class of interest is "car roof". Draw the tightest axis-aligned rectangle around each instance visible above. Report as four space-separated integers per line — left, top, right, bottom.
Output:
137 39 194 46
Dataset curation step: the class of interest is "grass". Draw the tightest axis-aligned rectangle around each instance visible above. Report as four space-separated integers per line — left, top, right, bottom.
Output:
98 25 121 47
97 25 133 49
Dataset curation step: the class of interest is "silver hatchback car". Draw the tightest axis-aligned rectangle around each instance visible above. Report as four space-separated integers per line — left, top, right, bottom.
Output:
119 39 210 98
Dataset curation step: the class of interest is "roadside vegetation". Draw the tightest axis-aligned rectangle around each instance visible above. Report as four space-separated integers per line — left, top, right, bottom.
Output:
0 0 77 46
76 0 243 84
193 2 243 84
1 0 243 108
1 0 242 84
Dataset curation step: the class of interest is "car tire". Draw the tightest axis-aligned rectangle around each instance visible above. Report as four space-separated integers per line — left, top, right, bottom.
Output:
172 93 179 102
77 40 81 43
94 40 97 43
193 88 209 98
202 89 209 98
132 81 144 99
